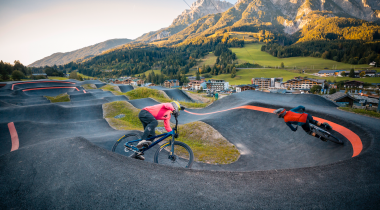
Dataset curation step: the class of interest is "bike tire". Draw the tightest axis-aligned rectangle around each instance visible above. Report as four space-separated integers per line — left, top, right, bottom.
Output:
112 134 140 155
312 125 344 145
154 141 194 169
325 133 344 145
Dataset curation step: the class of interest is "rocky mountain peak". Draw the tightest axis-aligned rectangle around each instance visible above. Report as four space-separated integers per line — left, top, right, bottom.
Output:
172 0 234 26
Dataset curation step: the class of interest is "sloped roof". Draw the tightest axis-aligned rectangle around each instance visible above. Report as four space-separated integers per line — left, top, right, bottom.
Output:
318 70 340 74
354 96 379 104
237 84 258 88
326 92 357 102
284 77 325 84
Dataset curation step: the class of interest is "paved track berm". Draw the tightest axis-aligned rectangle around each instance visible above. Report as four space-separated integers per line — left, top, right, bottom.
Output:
0 80 379 209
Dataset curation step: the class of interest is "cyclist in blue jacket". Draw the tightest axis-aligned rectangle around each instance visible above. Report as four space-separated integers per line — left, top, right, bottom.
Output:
273 106 332 142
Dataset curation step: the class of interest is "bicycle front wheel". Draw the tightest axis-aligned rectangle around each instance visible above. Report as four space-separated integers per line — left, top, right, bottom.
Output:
316 130 344 145
325 133 344 145
154 141 194 169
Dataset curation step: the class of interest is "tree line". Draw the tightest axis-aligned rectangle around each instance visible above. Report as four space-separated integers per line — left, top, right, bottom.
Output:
0 60 31 81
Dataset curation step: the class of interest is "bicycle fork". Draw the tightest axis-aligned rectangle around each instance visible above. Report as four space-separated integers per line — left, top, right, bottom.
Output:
169 136 176 161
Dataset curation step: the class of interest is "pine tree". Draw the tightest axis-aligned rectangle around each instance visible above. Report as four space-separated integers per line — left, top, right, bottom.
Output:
349 68 355 78
196 70 200 80
231 67 236 78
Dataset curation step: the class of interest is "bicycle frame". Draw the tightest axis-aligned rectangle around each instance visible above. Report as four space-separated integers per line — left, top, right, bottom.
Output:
123 114 180 154
310 124 331 135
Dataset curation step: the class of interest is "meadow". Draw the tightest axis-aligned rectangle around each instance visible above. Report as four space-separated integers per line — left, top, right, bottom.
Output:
230 43 370 70
141 69 161 77
197 52 218 67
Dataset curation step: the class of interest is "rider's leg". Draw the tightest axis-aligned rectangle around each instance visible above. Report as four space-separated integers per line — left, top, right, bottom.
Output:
139 110 158 140
307 114 332 130
138 110 158 150
306 114 320 126
302 116 327 141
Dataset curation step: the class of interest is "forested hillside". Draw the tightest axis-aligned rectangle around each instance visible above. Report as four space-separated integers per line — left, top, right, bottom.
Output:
44 36 243 84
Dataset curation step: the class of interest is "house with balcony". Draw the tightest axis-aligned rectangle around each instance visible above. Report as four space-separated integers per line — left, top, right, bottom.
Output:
206 79 229 91
344 81 364 88
282 77 325 90
251 77 283 89
236 84 258 93
188 80 203 90
164 79 180 88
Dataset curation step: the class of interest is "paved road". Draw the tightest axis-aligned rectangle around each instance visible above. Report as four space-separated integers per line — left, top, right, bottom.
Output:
0 80 379 209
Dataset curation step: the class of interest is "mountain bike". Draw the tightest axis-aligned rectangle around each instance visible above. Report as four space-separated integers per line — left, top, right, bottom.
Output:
112 112 194 168
310 124 344 145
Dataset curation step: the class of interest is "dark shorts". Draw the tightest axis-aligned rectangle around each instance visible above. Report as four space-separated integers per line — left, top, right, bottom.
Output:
139 110 158 140
301 113 317 133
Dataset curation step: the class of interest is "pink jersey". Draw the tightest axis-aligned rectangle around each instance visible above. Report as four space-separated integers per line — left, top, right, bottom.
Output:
142 103 175 132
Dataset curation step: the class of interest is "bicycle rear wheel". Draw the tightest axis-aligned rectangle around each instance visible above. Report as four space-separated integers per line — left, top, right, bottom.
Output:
154 141 194 169
112 134 140 156
316 130 344 145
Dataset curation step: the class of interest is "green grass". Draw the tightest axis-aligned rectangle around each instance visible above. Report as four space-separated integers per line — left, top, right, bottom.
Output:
231 43 370 69
44 93 70 103
197 52 218 67
122 87 209 108
103 101 239 164
103 101 144 130
339 107 380 119
82 84 96 89
141 70 161 77
176 122 240 164
77 72 95 80
100 84 118 92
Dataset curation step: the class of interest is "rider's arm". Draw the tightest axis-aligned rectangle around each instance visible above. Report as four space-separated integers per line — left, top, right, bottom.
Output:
164 118 172 132
291 106 305 113
163 103 175 111
286 122 297 131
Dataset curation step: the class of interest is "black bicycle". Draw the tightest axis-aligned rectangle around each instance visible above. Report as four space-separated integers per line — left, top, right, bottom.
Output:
112 112 194 168
310 124 344 145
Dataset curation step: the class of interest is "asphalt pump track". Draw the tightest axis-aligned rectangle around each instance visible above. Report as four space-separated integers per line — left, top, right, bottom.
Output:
149 86 196 102
0 80 379 209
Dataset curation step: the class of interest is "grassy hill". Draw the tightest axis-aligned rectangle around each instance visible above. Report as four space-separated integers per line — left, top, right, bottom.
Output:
231 43 370 69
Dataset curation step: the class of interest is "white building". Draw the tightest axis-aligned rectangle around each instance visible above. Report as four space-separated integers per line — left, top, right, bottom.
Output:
206 79 229 91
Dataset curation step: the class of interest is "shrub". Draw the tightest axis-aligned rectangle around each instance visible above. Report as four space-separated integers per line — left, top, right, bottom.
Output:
11 70 25 81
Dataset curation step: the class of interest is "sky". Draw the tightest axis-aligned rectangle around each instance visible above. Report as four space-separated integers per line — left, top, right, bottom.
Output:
0 0 238 66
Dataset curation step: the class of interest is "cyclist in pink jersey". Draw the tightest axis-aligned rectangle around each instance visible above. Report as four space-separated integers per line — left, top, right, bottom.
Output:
132 101 181 160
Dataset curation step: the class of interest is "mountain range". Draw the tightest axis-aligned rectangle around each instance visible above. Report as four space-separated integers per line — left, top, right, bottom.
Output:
28 39 132 67
29 0 380 67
